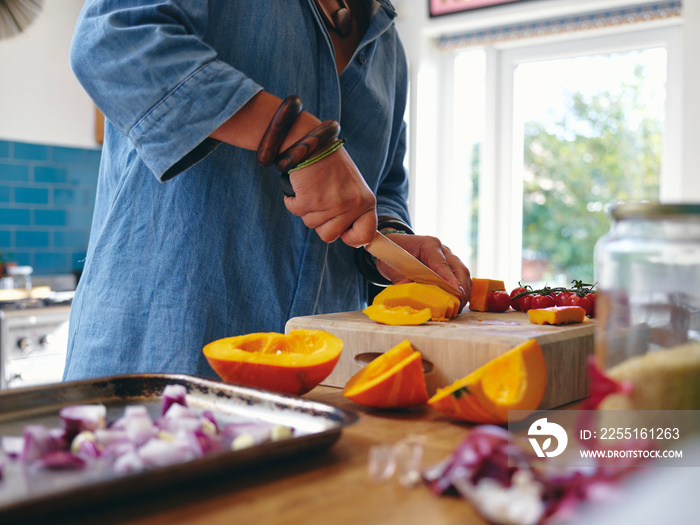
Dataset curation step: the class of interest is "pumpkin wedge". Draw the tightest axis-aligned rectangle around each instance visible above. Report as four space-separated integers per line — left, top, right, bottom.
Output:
362 304 432 326
468 278 506 312
428 338 546 423
528 305 586 325
343 340 429 408
427 372 503 425
203 329 342 396
372 283 460 321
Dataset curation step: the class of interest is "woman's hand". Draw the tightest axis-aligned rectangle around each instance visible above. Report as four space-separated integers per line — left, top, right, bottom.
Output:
283 147 377 248
375 233 471 311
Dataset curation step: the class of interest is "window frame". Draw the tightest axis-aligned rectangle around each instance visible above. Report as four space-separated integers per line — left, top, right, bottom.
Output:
415 22 682 286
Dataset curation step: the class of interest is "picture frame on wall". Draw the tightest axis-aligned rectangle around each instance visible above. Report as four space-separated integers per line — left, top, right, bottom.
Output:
429 0 527 17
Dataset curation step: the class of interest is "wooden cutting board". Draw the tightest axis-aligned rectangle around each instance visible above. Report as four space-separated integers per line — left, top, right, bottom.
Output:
285 310 595 410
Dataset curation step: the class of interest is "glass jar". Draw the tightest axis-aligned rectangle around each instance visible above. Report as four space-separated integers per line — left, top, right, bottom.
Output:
594 202 700 371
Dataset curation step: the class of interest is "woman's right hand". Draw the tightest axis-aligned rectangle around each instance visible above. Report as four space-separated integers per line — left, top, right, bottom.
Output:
282 146 378 248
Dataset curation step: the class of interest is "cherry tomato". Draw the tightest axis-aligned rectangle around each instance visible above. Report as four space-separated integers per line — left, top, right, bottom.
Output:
565 294 593 316
585 292 597 318
509 287 527 311
555 291 573 307
487 291 511 312
530 294 555 309
518 293 533 312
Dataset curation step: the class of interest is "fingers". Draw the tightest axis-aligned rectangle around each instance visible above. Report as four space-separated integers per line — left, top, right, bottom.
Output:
283 149 377 246
376 234 472 311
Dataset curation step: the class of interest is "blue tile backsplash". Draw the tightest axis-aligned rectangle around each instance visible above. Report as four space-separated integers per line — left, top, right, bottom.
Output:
0 139 100 275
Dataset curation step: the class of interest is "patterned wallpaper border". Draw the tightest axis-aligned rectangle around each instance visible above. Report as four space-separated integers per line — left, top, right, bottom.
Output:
435 1 682 50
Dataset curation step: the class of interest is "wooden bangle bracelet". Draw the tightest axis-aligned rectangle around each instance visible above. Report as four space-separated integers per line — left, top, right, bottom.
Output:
256 95 303 167
275 119 341 172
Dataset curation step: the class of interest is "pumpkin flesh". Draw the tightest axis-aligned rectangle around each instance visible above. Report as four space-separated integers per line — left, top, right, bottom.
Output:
343 340 429 408
203 329 342 396
428 338 546 423
528 305 586 325
362 304 432 325
468 278 506 312
371 283 460 321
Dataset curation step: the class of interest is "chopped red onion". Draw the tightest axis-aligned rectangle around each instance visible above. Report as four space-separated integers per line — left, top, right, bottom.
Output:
35 450 86 470
20 424 65 463
161 384 188 415
0 384 295 482
424 424 632 524
112 448 144 475
137 437 196 468
1 435 23 458
59 404 107 440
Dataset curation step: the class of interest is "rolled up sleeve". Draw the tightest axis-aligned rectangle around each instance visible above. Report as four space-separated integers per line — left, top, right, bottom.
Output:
70 0 262 180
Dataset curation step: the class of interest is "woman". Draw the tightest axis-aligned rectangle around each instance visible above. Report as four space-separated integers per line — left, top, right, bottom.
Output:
63 0 471 381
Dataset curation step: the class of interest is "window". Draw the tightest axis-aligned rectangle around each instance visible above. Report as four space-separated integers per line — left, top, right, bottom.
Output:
414 22 681 289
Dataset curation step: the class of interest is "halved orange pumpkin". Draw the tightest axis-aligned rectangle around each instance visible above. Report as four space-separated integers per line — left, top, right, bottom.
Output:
203 329 342 396
428 338 546 423
342 340 429 408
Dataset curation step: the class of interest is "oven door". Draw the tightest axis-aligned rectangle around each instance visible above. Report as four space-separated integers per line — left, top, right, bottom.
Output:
0 305 71 390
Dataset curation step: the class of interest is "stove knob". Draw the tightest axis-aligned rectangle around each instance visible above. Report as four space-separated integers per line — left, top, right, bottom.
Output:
17 337 33 353
40 334 55 347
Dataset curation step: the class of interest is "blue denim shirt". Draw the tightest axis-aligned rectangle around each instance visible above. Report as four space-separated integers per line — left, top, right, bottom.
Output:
63 0 410 380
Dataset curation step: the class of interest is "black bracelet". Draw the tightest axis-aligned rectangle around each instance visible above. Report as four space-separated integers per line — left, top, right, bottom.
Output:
257 95 303 167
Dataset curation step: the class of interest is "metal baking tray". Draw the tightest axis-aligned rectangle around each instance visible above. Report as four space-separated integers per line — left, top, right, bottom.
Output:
0 374 357 520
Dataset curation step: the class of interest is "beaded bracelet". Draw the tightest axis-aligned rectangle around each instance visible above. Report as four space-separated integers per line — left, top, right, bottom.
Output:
288 139 346 173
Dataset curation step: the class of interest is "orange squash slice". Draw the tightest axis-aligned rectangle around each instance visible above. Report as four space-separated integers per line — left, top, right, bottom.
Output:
343 340 429 408
427 369 503 425
468 278 506 312
371 283 460 321
528 305 586 325
362 304 432 326
203 329 342 396
428 338 546 423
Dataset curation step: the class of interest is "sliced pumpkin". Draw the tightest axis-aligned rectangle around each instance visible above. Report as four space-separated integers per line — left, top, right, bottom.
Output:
427 371 503 425
372 283 460 321
343 340 429 408
468 278 506 312
362 304 432 326
203 329 342 396
528 305 586 325
428 338 546 423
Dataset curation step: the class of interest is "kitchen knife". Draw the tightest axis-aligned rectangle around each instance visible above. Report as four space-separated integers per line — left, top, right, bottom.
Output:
364 232 463 298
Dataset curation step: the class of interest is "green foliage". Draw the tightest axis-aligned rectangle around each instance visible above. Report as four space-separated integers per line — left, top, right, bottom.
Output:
522 66 662 284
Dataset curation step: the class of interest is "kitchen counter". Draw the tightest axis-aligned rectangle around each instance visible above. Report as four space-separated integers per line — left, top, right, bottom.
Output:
60 385 489 525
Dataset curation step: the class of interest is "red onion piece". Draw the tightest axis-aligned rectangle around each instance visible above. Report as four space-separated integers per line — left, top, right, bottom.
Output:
161 384 188 416
137 437 196 468
1 435 23 458
59 404 106 440
20 424 65 463
36 450 86 470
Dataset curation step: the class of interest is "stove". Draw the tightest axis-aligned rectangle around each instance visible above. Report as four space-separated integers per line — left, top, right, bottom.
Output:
0 293 73 390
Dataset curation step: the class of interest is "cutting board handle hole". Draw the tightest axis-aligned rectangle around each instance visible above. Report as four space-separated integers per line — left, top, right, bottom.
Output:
353 352 435 374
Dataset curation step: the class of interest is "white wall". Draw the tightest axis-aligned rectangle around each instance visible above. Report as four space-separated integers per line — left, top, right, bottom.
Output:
0 0 96 148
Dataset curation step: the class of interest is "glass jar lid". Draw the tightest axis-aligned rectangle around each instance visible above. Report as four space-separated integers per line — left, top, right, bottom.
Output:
611 202 700 221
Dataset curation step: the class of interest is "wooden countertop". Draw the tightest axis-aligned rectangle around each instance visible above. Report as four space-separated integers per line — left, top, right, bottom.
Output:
62 386 489 525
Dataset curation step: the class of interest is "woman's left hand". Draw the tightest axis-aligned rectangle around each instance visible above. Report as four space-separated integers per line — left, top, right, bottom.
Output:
374 234 471 312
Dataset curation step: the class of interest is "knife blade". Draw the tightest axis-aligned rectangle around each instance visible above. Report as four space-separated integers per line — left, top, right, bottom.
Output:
364 232 463 298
